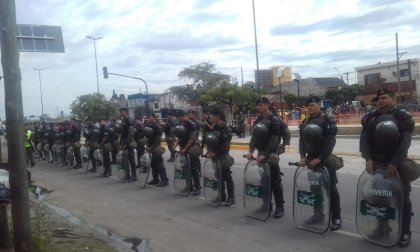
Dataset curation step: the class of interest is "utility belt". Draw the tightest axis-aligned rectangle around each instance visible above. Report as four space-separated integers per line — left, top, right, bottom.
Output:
215 155 234 169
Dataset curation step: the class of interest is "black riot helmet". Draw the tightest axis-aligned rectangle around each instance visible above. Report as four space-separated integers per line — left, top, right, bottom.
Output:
65 129 72 137
252 122 269 140
92 128 101 138
302 124 323 143
375 120 400 149
143 127 154 139
174 125 186 139
205 132 220 151
83 128 92 138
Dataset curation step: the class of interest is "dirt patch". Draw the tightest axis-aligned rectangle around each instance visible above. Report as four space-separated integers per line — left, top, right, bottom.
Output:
2 186 118 252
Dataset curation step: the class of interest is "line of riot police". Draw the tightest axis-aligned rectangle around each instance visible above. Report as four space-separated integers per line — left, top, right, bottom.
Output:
24 87 419 248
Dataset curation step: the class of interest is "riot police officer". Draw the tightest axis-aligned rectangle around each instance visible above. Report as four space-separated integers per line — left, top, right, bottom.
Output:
237 111 246 138
119 108 137 182
299 96 342 231
69 120 82 169
207 108 235 206
163 111 178 162
200 112 213 151
246 97 289 218
85 122 99 172
98 119 112 177
188 110 202 176
109 119 120 164
134 117 146 167
176 110 201 195
360 88 416 247
145 114 169 187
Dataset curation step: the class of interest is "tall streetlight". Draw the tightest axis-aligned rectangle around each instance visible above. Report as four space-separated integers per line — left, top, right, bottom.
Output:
252 0 261 97
33 67 46 116
86 35 103 94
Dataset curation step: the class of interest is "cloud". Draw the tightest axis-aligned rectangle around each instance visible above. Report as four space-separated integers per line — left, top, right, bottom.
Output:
1 0 419 119
271 6 418 36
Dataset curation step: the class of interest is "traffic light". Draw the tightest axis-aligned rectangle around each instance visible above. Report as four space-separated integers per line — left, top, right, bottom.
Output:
103 66 108 79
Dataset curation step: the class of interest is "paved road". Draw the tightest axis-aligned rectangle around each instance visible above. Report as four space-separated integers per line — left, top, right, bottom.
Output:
28 139 420 252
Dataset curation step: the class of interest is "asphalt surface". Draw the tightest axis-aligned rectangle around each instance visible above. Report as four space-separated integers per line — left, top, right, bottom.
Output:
28 137 420 252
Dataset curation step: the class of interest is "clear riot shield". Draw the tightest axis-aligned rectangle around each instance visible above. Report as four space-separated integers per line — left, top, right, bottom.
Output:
51 144 59 165
43 143 51 162
243 159 271 221
174 153 191 196
356 166 403 247
202 158 221 207
94 148 104 176
66 146 74 168
116 149 128 182
137 152 152 189
292 163 330 234
36 143 43 160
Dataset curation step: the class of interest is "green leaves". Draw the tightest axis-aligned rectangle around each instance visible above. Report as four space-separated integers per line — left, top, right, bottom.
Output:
324 84 364 106
70 93 119 121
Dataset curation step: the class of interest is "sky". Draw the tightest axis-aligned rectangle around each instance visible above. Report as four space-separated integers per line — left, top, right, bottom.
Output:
1 0 420 119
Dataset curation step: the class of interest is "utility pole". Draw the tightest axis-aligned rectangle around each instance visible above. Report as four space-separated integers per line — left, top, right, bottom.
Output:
344 72 350 85
33 67 46 115
86 35 103 94
0 1 33 251
396 33 401 104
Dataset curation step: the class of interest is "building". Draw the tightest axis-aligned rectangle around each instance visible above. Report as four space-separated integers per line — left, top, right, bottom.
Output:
126 91 190 118
109 89 128 108
267 77 346 100
355 59 419 104
254 66 293 89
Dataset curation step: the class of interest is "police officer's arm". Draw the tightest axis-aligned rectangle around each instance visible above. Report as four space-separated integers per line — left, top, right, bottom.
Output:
248 121 258 154
280 120 291 145
125 126 135 145
100 132 108 146
298 126 306 159
215 128 232 157
150 126 163 148
390 113 415 166
318 116 337 161
183 130 196 151
359 114 372 161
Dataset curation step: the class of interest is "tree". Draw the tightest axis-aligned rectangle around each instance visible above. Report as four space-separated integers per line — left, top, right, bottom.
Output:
70 93 119 122
324 84 364 106
199 84 257 117
170 62 231 107
178 62 231 89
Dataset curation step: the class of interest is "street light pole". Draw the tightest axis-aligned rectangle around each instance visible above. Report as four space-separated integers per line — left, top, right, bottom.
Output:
86 35 103 94
252 0 261 97
33 67 46 116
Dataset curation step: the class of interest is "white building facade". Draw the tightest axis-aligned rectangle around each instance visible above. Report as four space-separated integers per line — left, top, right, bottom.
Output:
355 59 420 104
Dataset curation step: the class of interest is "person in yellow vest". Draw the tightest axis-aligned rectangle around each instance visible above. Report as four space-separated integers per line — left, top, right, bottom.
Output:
25 126 35 167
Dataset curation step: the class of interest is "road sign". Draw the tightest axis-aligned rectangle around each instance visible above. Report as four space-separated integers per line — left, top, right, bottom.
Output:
16 24 65 53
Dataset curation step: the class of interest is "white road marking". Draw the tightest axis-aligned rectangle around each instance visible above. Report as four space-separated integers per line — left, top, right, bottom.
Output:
334 229 363 239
